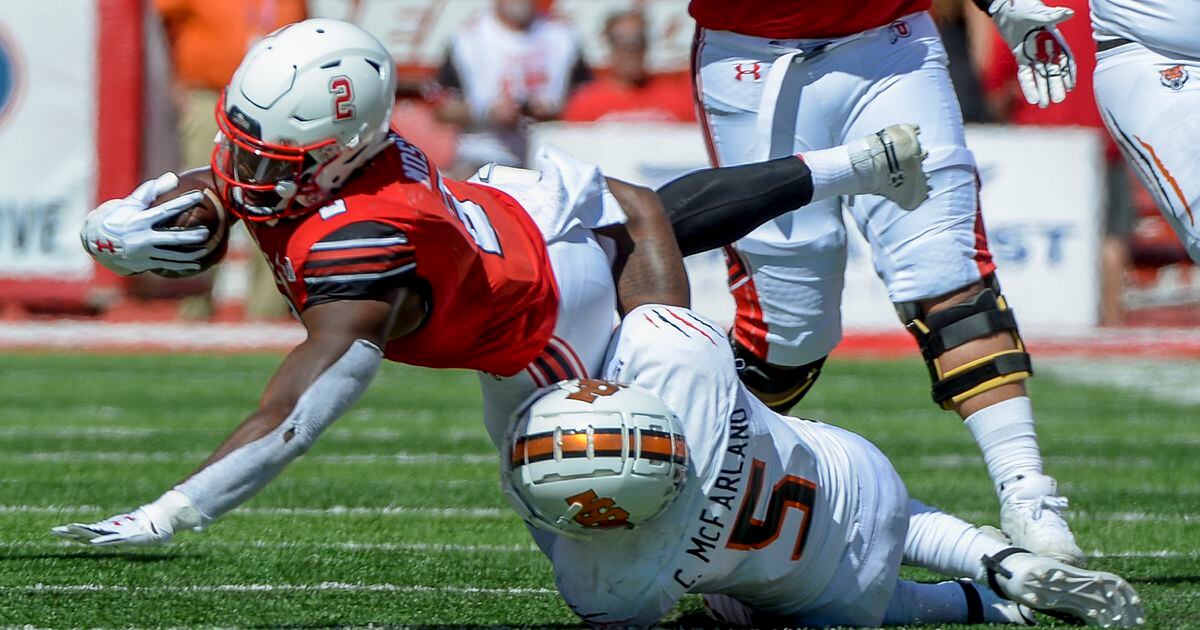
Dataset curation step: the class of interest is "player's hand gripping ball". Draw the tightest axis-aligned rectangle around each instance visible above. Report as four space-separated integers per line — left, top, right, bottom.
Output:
149 170 230 278
81 170 231 278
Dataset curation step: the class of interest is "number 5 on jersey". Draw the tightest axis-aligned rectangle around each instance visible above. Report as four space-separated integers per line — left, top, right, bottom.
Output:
726 458 817 561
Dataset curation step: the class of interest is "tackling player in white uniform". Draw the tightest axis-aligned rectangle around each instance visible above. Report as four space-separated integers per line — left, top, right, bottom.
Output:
689 0 1086 565
1090 0 1200 261
505 306 1145 627
52 19 933 550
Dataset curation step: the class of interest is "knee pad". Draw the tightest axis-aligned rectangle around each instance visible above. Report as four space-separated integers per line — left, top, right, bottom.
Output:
897 277 1032 409
732 341 827 413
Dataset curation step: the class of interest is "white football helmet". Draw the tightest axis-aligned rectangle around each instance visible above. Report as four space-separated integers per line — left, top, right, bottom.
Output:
502 379 689 539
211 18 397 222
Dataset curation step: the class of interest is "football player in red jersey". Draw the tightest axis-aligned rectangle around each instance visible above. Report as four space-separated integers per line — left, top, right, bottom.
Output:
59 19 929 546
689 0 1085 564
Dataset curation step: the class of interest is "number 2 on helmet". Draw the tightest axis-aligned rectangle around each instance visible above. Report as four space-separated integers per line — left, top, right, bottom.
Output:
329 75 355 121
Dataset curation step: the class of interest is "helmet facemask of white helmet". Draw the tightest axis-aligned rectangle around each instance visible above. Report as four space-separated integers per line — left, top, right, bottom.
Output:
502 380 690 540
210 19 398 222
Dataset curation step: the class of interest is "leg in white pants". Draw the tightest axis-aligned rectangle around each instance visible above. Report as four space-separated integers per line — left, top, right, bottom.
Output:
1096 41 1200 262
695 11 1080 565
695 13 988 367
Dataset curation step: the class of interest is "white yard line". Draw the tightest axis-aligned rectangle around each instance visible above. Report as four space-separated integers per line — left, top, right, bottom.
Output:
0 451 496 465
0 504 506 518
0 426 486 443
0 582 556 596
1 450 1175 470
2 504 1196 523
2 539 1192 559
4 540 536 553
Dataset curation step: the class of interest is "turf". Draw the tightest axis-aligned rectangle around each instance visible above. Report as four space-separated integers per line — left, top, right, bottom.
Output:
0 353 1196 627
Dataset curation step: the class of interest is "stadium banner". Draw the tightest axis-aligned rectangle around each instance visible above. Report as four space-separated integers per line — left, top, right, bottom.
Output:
529 123 1105 331
0 0 141 305
0 3 96 282
309 0 693 74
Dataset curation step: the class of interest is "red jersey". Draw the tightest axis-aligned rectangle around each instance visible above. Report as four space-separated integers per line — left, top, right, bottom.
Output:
688 0 931 39
247 134 558 377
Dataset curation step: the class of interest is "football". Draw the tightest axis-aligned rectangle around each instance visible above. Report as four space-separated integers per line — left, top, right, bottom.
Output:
151 169 231 278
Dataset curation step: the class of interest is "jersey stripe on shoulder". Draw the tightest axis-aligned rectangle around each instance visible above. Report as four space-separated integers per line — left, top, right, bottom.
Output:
301 221 417 308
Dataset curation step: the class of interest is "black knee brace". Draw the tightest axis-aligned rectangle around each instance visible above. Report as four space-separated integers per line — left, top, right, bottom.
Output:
732 342 827 413
897 276 1033 409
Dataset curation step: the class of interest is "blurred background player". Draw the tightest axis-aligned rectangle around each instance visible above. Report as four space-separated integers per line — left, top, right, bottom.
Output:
689 0 1086 564
503 307 1144 627
1089 0 1200 263
561 9 695 124
434 0 590 177
62 19 930 549
155 0 306 319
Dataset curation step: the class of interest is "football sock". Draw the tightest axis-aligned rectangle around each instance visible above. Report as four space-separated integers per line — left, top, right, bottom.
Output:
905 499 1009 581
797 144 859 200
964 396 1046 500
883 579 1025 624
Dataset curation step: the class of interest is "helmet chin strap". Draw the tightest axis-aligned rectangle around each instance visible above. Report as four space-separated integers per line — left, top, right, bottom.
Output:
232 180 301 217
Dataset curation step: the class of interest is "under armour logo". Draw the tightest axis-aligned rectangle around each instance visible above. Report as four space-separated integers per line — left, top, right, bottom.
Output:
735 63 762 82
889 21 910 43
93 239 116 253
1027 30 1061 64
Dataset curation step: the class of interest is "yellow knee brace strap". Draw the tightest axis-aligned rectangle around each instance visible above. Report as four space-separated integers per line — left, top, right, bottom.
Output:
901 286 1032 409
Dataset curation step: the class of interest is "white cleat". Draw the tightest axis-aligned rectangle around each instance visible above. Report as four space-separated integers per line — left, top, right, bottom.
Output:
51 508 173 548
850 123 931 211
985 549 1145 627
1001 474 1087 567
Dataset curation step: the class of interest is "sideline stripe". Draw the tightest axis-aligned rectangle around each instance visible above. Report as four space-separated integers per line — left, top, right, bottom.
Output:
5 321 1200 357
3 504 1196 523
0 582 556 596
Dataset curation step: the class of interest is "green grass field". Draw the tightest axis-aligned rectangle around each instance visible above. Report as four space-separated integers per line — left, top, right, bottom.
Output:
0 353 1196 627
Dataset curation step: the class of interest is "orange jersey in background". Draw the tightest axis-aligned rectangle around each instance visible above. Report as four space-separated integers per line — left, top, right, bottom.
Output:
154 0 308 90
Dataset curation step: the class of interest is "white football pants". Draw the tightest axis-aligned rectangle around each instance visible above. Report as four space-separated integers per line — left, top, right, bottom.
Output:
694 11 993 366
1096 41 1200 262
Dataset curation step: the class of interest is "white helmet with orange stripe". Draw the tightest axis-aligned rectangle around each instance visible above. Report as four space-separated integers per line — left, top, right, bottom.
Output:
211 18 396 222
502 379 689 539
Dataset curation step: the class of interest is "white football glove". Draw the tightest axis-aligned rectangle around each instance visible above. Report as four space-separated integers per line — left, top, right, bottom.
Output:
80 172 212 276
986 0 1076 108
51 508 174 547
51 491 203 548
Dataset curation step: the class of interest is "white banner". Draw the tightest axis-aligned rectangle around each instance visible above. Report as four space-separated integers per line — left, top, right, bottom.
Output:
529 122 1105 331
0 2 96 280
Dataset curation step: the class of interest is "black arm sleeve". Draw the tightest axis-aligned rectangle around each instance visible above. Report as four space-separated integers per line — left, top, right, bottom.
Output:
655 156 814 256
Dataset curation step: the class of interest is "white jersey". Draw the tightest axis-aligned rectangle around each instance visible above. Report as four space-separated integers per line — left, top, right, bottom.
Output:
1091 0 1200 59
541 305 908 626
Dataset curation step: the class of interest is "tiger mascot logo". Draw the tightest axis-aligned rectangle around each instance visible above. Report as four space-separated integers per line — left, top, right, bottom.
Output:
1160 65 1188 91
